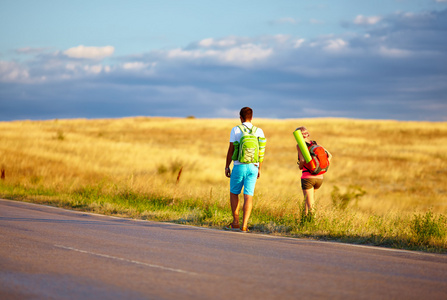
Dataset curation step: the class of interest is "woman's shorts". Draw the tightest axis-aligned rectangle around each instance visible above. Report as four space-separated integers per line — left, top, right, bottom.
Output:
301 178 323 190
230 164 259 196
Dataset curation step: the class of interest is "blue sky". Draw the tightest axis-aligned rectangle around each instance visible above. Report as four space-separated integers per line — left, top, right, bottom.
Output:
1 0 446 121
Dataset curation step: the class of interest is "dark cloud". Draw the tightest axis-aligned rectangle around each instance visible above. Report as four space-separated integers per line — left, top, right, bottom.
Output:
1 9 446 121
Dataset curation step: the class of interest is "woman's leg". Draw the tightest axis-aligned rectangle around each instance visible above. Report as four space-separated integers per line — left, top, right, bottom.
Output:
302 188 315 216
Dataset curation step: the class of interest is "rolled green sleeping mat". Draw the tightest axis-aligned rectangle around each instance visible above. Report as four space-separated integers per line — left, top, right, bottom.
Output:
293 129 312 163
258 137 267 162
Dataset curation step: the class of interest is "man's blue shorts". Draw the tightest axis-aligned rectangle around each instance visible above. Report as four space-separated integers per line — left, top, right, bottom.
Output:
230 164 259 196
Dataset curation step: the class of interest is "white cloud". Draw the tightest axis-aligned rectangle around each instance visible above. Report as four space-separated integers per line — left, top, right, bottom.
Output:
0 61 29 81
222 44 273 63
83 64 103 74
310 19 324 25
123 62 146 70
378 46 411 57
199 37 238 48
64 62 111 76
218 38 238 47
65 63 77 71
199 38 214 47
63 45 114 59
269 17 300 26
324 39 348 51
273 34 290 44
294 39 306 48
276 17 299 24
166 48 211 59
166 43 272 65
15 47 50 54
354 15 382 25
122 62 156 70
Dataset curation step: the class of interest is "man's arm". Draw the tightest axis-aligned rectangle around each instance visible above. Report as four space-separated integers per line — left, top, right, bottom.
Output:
257 161 263 179
225 142 234 178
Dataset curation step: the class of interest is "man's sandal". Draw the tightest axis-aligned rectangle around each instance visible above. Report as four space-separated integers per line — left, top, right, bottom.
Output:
241 227 249 233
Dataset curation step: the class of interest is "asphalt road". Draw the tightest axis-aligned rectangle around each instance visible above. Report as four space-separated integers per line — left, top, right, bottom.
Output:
1 199 447 300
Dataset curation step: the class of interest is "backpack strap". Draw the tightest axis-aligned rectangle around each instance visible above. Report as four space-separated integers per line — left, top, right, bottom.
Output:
251 126 258 134
240 124 257 134
238 124 247 133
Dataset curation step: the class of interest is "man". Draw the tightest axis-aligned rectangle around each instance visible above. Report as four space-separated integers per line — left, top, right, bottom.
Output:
225 107 265 232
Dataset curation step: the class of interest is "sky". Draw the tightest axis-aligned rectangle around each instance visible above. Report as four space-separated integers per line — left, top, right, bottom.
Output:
1 0 446 121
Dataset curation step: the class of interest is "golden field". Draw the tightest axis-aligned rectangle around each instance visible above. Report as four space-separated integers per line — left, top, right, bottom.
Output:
1 117 446 251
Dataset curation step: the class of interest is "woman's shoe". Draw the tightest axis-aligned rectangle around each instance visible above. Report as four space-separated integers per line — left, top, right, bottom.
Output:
224 224 240 231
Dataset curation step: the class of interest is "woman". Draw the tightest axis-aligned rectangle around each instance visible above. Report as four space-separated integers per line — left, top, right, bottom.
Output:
296 126 332 219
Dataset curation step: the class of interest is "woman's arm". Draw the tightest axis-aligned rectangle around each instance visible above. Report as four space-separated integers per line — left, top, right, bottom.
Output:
296 144 305 170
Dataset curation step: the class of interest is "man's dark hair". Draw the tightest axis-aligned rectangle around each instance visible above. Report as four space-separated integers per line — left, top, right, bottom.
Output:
239 107 253 121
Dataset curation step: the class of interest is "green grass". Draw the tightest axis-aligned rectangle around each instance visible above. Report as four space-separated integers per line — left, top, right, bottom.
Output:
1 180 446 254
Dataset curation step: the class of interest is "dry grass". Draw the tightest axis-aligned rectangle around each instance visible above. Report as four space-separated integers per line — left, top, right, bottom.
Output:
1 117 446 251
1 116 446 214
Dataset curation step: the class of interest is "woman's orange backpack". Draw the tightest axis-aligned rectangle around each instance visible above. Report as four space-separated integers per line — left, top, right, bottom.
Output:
304 141 330 175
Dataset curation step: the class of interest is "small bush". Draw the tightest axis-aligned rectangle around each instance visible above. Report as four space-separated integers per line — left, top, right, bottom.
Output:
157 159 184 175
157 164 168 174
410 211 447 244
331 185 366 210
55 130 65 141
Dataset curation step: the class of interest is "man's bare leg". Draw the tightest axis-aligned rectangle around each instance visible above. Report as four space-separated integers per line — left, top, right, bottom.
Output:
230 192 240 227
241 194 253 229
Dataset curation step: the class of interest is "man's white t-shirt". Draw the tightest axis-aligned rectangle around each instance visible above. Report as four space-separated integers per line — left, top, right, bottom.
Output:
230 122 265 166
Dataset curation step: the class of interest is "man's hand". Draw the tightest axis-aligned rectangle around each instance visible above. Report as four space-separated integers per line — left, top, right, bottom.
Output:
225 143 234 178
225 167 231 178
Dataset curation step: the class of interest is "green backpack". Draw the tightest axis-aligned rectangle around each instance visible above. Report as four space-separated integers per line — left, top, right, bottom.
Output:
232 125 266 163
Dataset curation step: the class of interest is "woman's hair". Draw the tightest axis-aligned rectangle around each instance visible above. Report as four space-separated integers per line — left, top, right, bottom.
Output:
296 126 308 132
240 107 253 121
